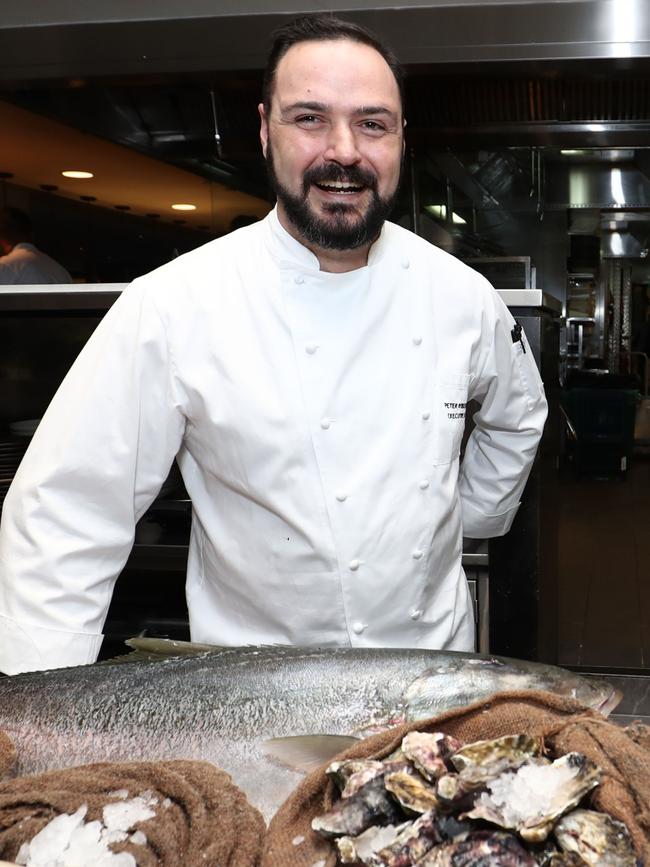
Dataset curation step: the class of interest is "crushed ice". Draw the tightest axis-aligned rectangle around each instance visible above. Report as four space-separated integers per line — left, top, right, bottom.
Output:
475 761 577 825
15 792 158 866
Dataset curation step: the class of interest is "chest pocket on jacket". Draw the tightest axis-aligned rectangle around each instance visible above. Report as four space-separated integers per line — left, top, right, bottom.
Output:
432 373 471 466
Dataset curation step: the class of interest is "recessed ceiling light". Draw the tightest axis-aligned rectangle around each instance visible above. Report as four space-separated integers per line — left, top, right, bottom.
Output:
62 170 94 179
171 203 197 211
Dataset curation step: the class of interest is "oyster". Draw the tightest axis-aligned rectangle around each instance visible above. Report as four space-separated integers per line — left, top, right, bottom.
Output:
312 776 402 838
435 771 481 812
554 808 636 866
416 830 538 866
335 823 410 864
327 759 386 792
543 854 590 866
533 837 589 866
336 834 361 864
328 758 415 799
465 753 601 843
367 809 443 866
384 771 440 814
401 731 463 781
450 734 543 784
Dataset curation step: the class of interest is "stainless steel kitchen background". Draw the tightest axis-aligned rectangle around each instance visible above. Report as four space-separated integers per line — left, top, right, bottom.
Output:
0 0 649 672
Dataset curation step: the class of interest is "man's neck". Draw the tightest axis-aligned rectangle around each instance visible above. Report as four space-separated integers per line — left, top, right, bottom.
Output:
276 204 371 274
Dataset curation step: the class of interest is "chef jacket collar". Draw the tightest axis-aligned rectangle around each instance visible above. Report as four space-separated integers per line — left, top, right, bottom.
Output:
266 205 390 273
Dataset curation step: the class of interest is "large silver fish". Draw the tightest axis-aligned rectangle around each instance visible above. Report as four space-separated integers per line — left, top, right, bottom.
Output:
0 642 620 822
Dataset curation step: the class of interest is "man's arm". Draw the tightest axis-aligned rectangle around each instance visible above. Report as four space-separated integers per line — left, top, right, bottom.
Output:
0 279 186 674
459 290 548 539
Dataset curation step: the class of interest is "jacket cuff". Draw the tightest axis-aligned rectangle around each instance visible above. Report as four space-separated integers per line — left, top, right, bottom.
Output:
0 613 103 675
461 499 520 539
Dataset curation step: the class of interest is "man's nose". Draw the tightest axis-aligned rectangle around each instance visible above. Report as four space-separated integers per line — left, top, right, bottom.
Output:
324 122 361 165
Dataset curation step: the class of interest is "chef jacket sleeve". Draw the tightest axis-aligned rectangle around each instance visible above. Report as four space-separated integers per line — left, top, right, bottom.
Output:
459 288 548 538
0 278 186 674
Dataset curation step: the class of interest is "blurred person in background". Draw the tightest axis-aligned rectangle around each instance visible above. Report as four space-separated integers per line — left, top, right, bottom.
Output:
0 207 71 285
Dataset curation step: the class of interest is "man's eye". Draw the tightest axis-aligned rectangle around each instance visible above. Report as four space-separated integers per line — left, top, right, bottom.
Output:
360 120 386 133
295 115 321 125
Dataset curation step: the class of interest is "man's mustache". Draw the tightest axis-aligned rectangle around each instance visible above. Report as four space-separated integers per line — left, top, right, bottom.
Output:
302 164 378 196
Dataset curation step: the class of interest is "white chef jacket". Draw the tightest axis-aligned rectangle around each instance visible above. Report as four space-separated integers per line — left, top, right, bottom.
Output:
0 208 547 674
0 242 72 285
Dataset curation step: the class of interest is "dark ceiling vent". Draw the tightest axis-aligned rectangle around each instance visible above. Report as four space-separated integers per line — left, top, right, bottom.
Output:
408 78 650 125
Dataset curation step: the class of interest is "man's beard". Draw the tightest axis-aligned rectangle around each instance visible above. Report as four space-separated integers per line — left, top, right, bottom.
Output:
265 142 400 251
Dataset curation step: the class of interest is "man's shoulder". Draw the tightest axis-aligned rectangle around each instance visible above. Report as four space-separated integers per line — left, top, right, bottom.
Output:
384 221 495 291
132 219 266 297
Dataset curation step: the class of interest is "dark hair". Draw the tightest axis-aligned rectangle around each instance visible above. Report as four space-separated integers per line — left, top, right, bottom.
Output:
0 207 33 245
262 14 404 116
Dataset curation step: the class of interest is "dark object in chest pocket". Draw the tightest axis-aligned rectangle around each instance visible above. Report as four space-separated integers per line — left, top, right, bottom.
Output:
433 379 470 466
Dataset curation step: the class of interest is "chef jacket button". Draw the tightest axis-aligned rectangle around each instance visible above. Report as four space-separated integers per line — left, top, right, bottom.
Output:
419 479 430 490
410 609 423 621
349 559 360 571
422 411 431 421
352 621 366 634
401 258 410 269
412 549 424 560
320 418 331 430
294 274 305 285
305 343 318 354
336 492 348 502
413 336 423 346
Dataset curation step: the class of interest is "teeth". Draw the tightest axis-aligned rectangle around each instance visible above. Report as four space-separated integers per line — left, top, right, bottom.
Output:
317 181 362 191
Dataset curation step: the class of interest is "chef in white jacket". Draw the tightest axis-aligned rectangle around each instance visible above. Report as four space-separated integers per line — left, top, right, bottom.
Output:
0 15 547 675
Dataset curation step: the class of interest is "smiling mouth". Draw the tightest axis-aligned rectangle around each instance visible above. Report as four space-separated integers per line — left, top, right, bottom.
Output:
314 181 365 194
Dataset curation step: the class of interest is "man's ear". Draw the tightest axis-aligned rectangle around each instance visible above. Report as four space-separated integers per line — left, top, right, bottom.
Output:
259 103 269 158
402 117 407 157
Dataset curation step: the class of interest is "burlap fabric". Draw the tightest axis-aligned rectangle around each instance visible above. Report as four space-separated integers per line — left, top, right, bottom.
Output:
0 759 265 866
262 690 650 867
0 735 15 780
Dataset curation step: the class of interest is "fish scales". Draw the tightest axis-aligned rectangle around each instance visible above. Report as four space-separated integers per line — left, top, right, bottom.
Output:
0 646 619 822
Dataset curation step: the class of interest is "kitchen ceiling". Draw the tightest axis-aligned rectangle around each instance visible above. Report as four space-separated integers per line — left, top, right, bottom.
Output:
0 97 271 234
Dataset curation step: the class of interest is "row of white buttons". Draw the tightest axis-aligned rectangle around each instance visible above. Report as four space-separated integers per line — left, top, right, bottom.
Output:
295 265 423 640
352 607 423 636
346 547 424 569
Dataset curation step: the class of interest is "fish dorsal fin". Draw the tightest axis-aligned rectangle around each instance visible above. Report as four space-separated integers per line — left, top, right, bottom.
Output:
261 735 360 773
101 637 221 664
125 637 219 655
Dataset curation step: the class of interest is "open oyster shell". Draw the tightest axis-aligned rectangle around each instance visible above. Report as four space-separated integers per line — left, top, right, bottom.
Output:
450 734 543 784
464 753 601 843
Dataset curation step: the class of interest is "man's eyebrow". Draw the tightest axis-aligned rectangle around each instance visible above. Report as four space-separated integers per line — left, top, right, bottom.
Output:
354 106 397 118
281 101 329 113
280 101 399 120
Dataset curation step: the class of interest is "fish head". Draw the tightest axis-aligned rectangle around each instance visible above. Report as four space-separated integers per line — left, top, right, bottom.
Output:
568 676 623 716
398 657 623 720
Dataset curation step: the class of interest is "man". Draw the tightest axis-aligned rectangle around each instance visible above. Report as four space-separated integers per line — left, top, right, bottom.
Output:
0 207 71 284
0 15 547 675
